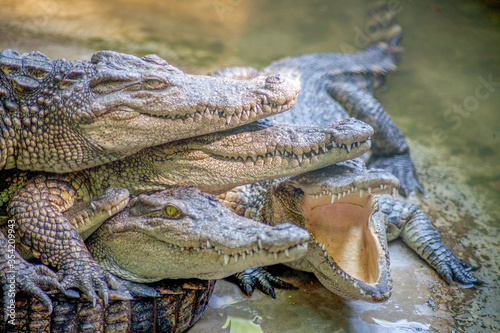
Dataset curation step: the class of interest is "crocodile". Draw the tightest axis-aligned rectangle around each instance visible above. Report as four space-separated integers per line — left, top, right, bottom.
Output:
213 38 424 196
220 159 478 302
1 118 370 307
0 49 299 173
1 185 309 332
1 279 215 333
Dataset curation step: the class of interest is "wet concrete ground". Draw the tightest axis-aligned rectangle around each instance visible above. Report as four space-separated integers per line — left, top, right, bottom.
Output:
1 0 498 332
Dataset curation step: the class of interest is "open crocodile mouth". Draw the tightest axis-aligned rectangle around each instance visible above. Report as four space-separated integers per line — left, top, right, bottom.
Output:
300 182 398 298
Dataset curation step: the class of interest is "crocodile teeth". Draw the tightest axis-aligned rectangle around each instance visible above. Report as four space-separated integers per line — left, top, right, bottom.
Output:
368 187 372 194
242 252 246 260
258 239 263 249
226 114 232 124
393 188 398 198
206 240 212 248
224 254 229 266
107 210 113 216
91 202 97 211
234 253 238 263
285 249 290 257
297 154 303 163
321 244 326 251
330 195 335 204
274 252 278 260
360 189 364 198
262 96 269 105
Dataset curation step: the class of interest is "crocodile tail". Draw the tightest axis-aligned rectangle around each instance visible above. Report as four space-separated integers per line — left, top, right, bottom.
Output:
365 0 403 45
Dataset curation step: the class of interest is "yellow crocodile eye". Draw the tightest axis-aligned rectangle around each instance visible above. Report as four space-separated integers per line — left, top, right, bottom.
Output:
164 205 184 219
165 205 178 216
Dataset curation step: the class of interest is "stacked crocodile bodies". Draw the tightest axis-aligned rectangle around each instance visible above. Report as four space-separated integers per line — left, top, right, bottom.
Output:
2 185 310 332
213 37 477 300
0 38 479 333
0 49 299 172
0 48 301 331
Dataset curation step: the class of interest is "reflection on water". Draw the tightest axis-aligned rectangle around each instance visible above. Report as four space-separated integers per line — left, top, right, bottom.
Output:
1 0 498 332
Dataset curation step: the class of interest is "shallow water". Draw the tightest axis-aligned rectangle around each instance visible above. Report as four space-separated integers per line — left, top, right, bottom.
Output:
1 0 499 332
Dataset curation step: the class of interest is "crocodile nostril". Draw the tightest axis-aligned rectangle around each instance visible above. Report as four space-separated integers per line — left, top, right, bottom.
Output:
265 74 283 85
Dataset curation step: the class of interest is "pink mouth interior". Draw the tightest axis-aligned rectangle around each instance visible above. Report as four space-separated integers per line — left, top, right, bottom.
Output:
302 189 385 284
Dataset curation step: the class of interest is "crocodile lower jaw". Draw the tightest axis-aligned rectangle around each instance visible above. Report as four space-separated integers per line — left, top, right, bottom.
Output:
101 241 308 283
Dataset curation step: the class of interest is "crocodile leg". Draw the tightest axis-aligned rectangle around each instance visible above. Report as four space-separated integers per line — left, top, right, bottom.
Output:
0 232 64 321
232 267 297 299
7 175 126 306
379 194 477 285
327 82 425 196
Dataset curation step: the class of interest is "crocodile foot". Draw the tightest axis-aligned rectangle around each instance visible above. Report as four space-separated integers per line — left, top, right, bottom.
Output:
57 257 119 307
431 248 478 287
3 259 64 321
369 152 425 196
233 267 297 299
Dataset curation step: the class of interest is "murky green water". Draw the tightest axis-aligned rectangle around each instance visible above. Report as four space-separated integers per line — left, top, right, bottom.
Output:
1 0 499 331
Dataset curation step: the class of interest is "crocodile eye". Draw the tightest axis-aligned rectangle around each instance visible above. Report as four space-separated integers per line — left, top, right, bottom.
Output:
143 77 164 90
163 205 183 219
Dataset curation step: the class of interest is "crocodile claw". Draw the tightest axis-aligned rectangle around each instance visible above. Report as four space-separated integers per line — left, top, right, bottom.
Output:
233 267 297 299
3 260 64 321
369 152 425 197
57 258 118 307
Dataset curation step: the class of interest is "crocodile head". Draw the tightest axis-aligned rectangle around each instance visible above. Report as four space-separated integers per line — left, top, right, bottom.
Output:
84 52 299 152
87 186 309 283
267 158 400 302
0 49 299 172
113 117 373 195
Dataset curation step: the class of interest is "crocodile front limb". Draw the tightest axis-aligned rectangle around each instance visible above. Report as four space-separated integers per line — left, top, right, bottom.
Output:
0 232 63 321
7 179 128 306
